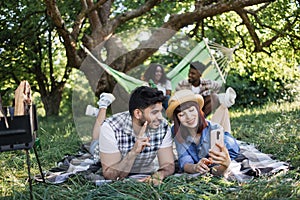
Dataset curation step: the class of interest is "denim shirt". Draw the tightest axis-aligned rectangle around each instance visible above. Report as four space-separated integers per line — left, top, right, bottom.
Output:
172 121 240 171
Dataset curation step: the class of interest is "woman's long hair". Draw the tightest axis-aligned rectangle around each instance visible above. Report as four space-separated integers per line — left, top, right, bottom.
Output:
173 101 208 143
143 63 168 84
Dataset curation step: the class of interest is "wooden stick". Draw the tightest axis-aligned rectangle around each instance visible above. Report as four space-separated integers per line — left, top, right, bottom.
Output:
14 80 32 116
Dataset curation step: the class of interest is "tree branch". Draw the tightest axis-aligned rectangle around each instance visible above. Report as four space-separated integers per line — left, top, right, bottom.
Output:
162 0 272 30
72 0 109 41
120 0 273 71
98 0 112 26
247 8 300 47
44 0 82 68
70 0 88 40
234 8 264 53
110 0 161 30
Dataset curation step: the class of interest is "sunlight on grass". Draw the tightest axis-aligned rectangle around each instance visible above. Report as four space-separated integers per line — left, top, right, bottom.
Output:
0 101 299 199
231 100 300 118
230 101 300 173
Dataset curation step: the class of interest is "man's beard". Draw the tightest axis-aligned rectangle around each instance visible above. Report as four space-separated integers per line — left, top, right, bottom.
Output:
138 115 147 126
138 114 161 128
188 78 193 84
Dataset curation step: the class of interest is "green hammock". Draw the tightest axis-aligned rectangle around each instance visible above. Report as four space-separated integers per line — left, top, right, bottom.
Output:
166 39 227 90
81 44 147 93
81 38 234 93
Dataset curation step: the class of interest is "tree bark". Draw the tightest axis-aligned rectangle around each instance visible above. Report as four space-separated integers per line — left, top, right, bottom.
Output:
40 85 64 116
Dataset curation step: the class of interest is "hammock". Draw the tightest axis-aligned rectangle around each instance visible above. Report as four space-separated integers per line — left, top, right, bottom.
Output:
81 38 235 93
81 44 147 93
166 38 229 90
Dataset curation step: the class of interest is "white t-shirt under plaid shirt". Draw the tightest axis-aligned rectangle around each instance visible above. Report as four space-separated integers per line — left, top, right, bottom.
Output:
99 111 173 174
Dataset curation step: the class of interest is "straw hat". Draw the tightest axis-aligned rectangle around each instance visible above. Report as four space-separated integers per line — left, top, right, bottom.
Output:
166 90 204 119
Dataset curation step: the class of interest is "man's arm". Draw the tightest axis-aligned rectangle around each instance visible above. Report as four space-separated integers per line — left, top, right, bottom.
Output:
151 146 175 183
100 150 139 180
154 125 175 180
210 80 222 93
100 121 150 180
175 79 190 91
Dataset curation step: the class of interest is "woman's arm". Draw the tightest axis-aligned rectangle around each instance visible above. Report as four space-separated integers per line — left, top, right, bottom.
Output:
208 143 231 176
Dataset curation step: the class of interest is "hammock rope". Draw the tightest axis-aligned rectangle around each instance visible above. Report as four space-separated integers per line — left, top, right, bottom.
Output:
166 40 209 90
203 38 226 83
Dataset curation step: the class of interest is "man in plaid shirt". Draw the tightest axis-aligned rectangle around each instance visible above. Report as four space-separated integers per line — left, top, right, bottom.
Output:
176 61 222 116
99 86 174 185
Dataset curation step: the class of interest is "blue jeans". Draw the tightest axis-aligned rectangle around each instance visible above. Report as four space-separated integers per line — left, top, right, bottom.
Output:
163 95 170 110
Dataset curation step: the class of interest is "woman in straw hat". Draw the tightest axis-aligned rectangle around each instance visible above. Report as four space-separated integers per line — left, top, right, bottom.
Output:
166 90 239 176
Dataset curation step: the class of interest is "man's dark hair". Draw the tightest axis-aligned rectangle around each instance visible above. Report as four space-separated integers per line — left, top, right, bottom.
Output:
129 86 165 116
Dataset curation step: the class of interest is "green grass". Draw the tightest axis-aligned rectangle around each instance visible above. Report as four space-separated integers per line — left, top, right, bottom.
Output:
1 101 299 200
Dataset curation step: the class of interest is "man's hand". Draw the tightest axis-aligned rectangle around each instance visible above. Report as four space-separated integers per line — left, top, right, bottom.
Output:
132 121 150 155
138 172 163 186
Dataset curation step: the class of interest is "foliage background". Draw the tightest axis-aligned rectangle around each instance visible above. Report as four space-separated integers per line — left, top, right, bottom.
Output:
1 0 299 115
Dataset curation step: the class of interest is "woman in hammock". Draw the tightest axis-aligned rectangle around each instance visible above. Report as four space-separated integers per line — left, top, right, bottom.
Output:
143 63 172 109
166 89 240 176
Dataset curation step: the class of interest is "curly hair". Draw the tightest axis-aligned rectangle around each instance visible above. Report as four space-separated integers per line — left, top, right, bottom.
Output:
143 63 169 84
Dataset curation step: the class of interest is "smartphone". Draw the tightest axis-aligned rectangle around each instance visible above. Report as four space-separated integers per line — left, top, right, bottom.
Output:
210 129 224 152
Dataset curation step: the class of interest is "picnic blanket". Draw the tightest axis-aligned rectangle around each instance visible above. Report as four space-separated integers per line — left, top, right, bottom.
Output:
226 140 289 182
34 140 290 185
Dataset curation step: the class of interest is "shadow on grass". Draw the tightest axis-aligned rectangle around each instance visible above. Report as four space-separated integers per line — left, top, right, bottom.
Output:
230 104 300 168
1 103 300 199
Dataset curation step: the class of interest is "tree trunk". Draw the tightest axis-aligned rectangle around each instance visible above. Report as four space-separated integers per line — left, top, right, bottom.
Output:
41 85 64 116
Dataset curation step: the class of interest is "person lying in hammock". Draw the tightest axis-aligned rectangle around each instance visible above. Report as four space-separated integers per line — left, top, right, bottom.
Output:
90 86 174 185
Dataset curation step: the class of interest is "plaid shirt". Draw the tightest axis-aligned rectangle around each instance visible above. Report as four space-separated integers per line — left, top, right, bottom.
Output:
104 111 169 174
175 78 221 96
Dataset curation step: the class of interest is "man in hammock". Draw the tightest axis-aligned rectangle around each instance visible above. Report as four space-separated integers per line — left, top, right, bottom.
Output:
97 86 174 185
175 61 221 117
